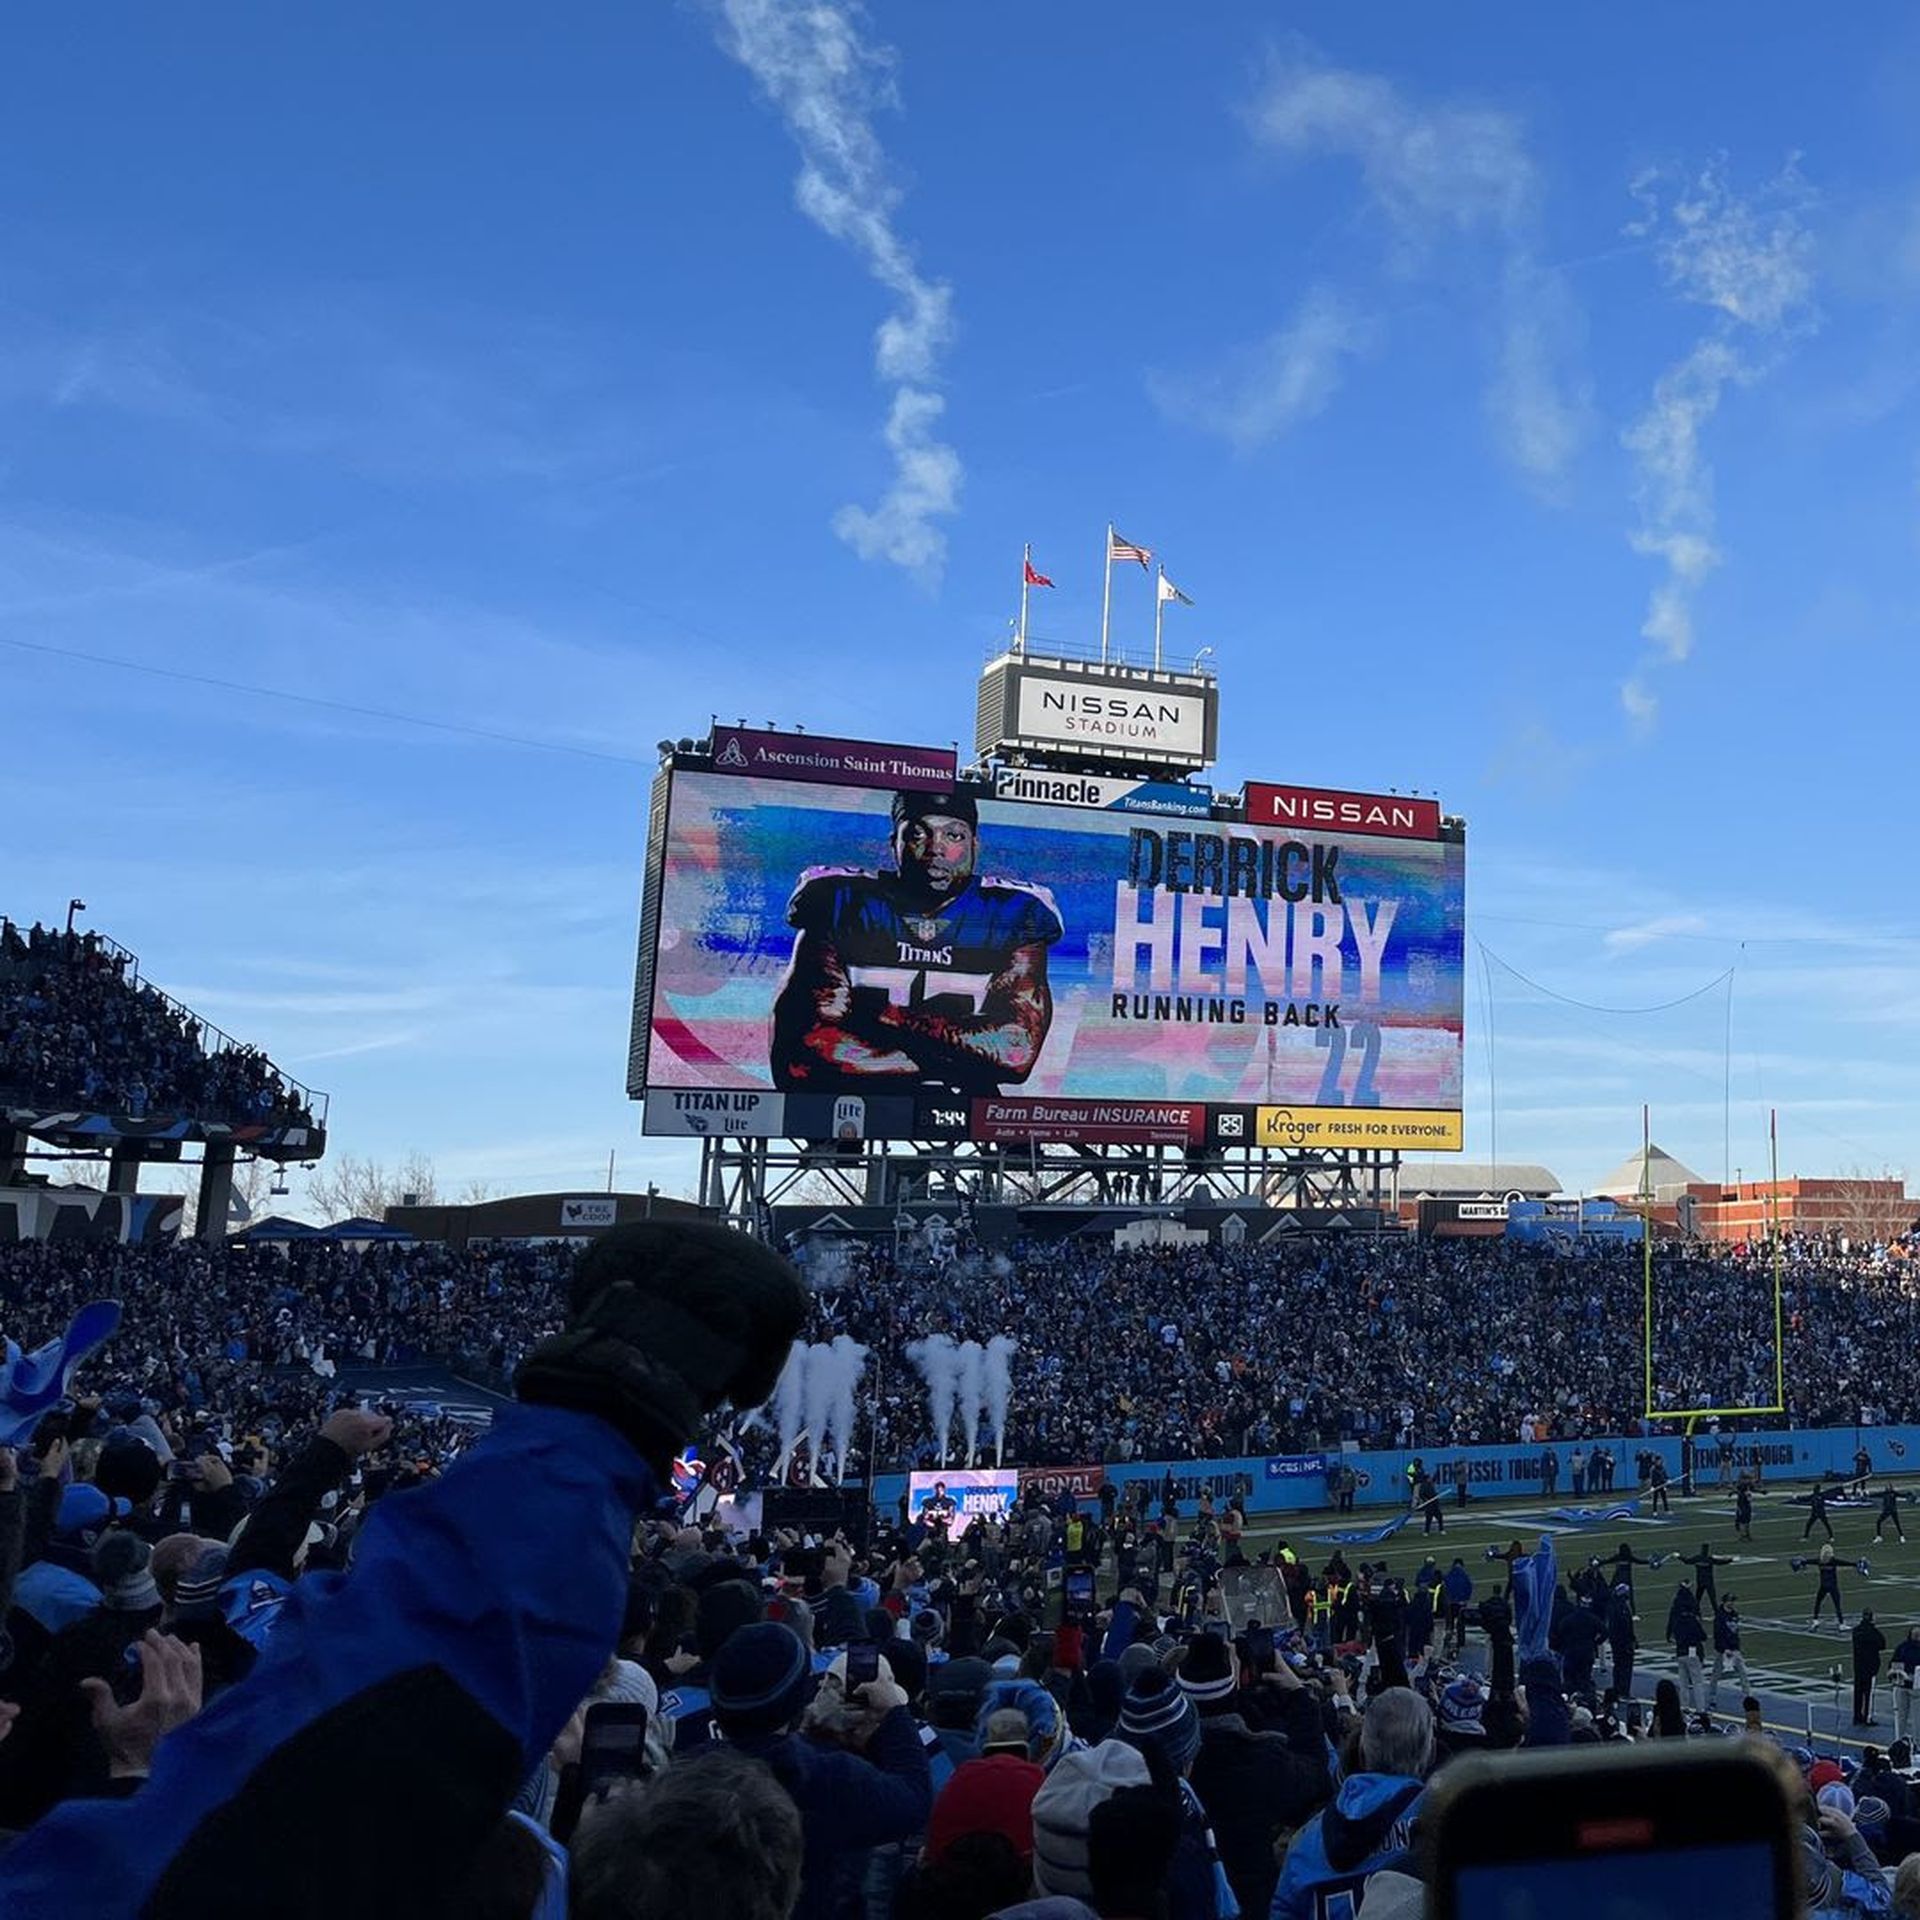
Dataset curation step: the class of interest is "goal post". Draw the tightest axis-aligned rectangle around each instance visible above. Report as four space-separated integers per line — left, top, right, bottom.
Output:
1641 1107 1787 1423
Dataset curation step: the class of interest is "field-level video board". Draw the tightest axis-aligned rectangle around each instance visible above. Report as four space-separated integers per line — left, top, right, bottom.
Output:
630 762 1464 1148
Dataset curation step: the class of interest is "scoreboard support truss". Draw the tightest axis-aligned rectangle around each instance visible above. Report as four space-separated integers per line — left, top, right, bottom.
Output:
696 1133 1402 1233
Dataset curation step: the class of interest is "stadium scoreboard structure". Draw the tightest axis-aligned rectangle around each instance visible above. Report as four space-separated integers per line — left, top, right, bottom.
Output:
628 647 1467 1196
973 652 1219 774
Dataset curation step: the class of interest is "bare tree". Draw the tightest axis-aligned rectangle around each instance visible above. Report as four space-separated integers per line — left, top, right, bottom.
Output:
230 1154 281 1222
777 1167 867 1207
1825 1163 1913 1245
304 1151 441 1222
456 1176 502 1207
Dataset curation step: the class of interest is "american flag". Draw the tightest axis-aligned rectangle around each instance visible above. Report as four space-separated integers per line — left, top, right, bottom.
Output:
1108 529 1152 569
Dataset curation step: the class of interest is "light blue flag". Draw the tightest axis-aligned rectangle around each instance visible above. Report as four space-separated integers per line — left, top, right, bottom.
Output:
0 1300 122 1445
1512 1533 1558 1665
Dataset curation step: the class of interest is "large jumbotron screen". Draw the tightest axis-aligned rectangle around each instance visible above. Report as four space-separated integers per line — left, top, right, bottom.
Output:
630 765 1465 1148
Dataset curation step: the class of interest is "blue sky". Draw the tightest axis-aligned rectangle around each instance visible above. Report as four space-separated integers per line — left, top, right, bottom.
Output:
6 4 1920 1208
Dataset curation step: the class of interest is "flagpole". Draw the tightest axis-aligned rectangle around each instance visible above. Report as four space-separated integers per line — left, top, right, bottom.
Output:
1100 522 1114 665
1153 566 1166 671
1019 543 1031 653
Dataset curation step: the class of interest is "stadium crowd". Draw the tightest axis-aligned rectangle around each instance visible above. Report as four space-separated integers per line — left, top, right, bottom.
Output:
0 918 312 1130
3 1227 1920 1488
0 1220 1913 1918
800 1232 1920 1473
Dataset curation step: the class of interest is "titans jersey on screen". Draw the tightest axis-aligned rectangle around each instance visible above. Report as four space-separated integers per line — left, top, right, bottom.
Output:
779 867 1063 1091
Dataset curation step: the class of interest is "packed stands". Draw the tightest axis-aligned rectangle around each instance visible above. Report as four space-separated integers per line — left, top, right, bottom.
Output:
3 1227 1918 1480
0 916 316 1131
0 1220 1912 1915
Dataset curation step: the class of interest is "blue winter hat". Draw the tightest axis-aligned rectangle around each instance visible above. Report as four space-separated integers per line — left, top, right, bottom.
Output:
57 1484 131 1537
1117 1667 1201 1774
1441 1675 1487 1735
975 1679 1065 1765
712 1622 812 1737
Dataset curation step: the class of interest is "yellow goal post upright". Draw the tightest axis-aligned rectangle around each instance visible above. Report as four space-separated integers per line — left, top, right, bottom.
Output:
1641 1104 1787 1424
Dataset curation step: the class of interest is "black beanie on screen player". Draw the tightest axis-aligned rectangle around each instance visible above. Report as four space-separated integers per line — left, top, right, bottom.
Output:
891 789 978 833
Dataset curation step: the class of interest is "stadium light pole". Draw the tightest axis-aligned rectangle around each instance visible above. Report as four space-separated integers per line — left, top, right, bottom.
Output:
65 897 85 937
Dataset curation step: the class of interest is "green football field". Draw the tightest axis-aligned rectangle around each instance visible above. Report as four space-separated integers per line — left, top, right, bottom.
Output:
1242 1483 1920 1749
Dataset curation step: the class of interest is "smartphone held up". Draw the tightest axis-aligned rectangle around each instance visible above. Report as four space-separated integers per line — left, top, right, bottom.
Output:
1426 1742 1800 1920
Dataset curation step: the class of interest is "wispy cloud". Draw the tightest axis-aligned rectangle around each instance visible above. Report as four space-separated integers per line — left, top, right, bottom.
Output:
286 1031 425 1065
1486 261 1588 483
1602 912 1710 956
1161 42 1588 479
1147 287 1375 448
712 0 959 578
1247 53 1535 247
1619 159 1817 726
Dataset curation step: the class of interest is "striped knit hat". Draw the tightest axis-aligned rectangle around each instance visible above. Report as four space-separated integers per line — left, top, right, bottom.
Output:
1177 1632 1236 1706
171 1543 231 1621
1118 1667 1201 1774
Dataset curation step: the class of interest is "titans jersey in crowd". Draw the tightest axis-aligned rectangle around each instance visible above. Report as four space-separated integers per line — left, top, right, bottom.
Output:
779 867 1063 1094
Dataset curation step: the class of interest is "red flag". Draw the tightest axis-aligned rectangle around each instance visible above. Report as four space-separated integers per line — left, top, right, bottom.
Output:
1023 558 1054 589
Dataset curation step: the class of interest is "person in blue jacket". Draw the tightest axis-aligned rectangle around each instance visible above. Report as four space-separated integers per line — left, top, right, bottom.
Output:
1269 1686 1431 1920
0 1219 808 1918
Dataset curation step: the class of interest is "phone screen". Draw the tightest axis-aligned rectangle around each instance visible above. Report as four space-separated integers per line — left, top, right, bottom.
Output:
1455 1842 1776 1916
579 1703 650 1791
1430 1746 1794 1920
846 1643 880 1688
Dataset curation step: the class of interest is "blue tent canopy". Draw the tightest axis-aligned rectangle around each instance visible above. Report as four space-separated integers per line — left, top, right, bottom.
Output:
315 1216 415 1242
232 1215 318 1242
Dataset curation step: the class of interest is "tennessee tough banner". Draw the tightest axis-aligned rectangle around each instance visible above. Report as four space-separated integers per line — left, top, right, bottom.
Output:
636 767 1464 1140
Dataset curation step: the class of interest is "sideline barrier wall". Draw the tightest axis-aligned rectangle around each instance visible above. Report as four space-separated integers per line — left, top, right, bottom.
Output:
866 1423 1920 1521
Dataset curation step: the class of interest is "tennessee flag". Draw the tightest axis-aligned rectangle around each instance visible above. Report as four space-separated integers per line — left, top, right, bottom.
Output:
1023 558 1054 588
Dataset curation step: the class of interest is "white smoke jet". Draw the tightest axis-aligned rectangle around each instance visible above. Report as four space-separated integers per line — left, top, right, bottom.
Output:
985 1335 1018 1467
824 1333 868 1485
770 1341 809 1480
800 1341 836 1486
907 1333 958 1467
957 1339 986 1466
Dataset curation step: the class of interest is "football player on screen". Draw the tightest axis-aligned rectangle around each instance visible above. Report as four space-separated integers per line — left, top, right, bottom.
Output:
770 789 1062 1097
